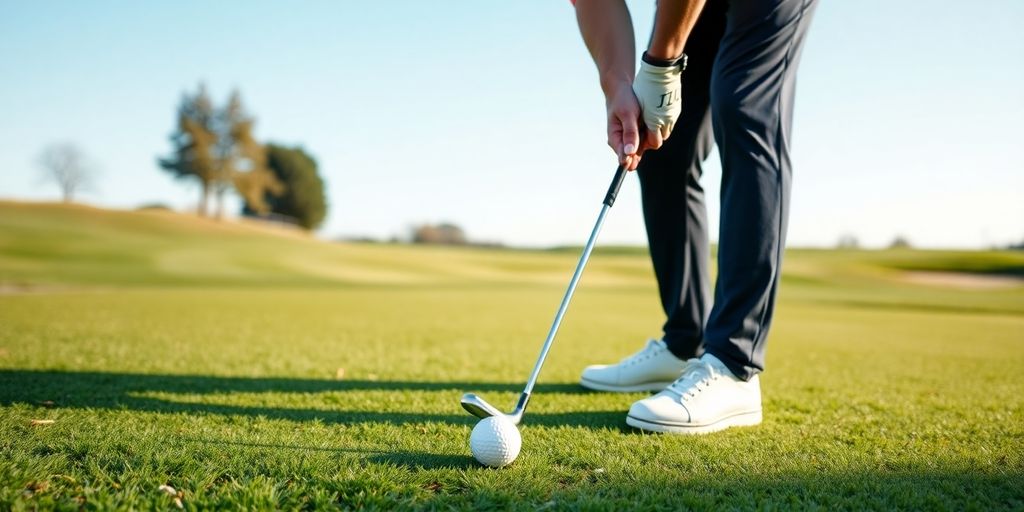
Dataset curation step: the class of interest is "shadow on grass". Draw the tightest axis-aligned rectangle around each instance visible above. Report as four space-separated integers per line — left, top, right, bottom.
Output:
171 436 479 469
366 452 478 470
0 369 628 431
5 371 1021 508
177 437 389 454
177 436 478 468
0 370 583 394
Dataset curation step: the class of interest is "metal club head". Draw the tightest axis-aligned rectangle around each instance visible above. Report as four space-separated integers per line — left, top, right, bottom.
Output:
460 393 503 418
460 392 528 425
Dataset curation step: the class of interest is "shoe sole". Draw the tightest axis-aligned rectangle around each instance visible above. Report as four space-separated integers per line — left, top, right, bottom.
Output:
579 377 674 393
625 410 762 435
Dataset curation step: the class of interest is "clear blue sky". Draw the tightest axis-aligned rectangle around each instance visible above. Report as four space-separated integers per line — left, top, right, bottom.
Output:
1 1 1021 248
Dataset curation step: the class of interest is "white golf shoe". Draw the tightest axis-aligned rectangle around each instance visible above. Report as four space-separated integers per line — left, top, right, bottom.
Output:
580 339 688 392
626 353 762 434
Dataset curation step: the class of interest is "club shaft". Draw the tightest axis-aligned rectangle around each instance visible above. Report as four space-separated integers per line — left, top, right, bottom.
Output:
521 203 611 396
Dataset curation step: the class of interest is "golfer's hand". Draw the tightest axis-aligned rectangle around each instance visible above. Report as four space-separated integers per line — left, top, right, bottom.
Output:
605 86 644 171
632 58 683 151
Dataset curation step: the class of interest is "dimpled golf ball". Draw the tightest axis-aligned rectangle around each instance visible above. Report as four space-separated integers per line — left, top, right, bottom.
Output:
469 416 522 468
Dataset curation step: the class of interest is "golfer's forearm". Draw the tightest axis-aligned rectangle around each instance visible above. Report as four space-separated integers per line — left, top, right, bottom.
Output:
575 0 636 97
647 0 706 60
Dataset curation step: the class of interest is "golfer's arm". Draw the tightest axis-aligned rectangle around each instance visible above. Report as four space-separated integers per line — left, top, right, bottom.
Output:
575 0 636 97
647 0 706 60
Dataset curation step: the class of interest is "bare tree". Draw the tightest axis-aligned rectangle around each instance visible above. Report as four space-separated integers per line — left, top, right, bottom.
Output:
37 143 97 203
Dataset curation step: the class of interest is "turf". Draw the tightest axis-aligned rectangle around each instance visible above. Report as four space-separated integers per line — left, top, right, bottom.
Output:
1 201 1022 510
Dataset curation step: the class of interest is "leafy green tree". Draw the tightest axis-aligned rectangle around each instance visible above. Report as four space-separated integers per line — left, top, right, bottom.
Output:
159 85 282 218
243 144 327 230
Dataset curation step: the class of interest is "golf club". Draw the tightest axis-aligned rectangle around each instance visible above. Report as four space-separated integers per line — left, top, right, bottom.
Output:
461 163 628 425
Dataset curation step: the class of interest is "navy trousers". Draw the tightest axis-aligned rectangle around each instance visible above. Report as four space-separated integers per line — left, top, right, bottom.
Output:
637 0 817 381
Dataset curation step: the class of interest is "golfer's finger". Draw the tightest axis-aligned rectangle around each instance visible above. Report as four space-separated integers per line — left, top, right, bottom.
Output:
621 116 640 160
661 124 674 142
623 153 636 171
644 127 664 151
626 152 643 171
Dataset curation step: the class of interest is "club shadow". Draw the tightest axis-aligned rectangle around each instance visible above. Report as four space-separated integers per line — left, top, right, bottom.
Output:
366 452 478 470
177 436 478 469
176 436 386 455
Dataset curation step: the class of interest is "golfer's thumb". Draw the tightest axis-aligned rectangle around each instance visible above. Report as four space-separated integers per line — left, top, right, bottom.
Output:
622 118 640 156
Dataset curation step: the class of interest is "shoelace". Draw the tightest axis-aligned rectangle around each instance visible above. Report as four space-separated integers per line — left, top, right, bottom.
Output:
666 359 719 401
620 339 663 366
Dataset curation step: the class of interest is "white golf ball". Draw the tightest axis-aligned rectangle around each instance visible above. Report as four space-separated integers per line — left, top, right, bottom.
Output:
469 416 522 468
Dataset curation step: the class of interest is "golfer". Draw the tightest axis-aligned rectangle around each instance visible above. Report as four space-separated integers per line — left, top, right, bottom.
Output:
574 0 817 433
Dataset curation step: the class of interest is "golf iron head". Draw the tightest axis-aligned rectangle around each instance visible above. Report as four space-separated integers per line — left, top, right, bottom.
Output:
461 392 529 425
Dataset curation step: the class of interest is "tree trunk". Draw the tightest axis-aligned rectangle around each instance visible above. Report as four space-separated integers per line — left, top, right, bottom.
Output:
198 182 210 217
215 187 225 220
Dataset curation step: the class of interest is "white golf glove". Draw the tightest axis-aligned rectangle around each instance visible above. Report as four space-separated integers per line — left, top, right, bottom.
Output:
632 53 686 141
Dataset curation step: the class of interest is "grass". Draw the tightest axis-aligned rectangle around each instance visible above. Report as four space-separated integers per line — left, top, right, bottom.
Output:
1 201 1022 510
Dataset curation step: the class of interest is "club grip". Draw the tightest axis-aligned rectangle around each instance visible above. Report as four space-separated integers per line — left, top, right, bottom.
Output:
602 164 628 207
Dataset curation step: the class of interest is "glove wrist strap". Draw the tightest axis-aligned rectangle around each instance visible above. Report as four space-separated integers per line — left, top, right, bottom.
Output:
641 51 687 71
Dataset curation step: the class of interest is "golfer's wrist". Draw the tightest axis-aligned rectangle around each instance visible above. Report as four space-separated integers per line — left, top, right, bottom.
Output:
600 73 633 98
646 40 686 62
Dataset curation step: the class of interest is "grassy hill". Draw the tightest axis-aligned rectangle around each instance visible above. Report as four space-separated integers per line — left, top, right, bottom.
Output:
0 201 661 288
2 200 1021 312
1 201 1022 510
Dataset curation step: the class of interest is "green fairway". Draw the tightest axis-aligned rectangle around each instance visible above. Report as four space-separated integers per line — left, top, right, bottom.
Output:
2 201 1023 510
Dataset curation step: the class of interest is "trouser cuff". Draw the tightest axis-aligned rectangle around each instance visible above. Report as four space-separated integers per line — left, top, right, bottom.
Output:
662 333 704 361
